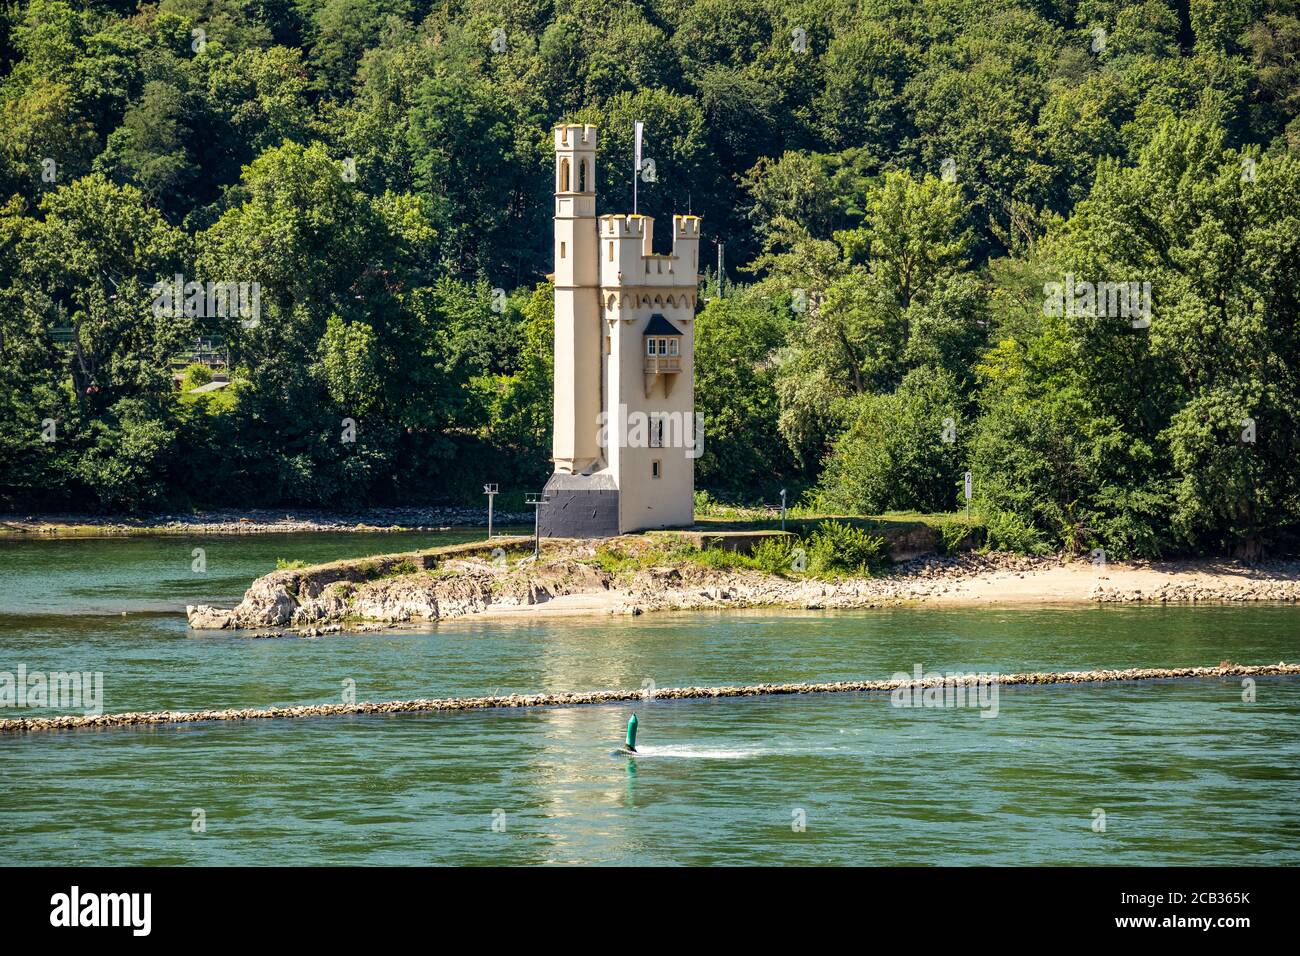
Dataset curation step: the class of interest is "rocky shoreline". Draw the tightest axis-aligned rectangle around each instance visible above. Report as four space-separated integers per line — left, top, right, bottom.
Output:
184 541 1300 635
5 663 1296 734
0 506 529 537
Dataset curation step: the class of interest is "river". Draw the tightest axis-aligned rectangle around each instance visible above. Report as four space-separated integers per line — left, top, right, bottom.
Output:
1 532 1297 865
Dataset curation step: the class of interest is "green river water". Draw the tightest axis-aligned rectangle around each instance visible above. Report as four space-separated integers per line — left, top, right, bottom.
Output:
1 532 1297 865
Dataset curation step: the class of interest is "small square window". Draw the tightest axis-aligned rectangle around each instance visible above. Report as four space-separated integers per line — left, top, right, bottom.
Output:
658 339 667 355
651 460 661 479
646 339 655 356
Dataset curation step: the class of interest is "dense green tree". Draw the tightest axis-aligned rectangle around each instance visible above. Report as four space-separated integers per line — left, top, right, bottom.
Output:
0 0 1295 557
693 291 795 491
815 366 967 514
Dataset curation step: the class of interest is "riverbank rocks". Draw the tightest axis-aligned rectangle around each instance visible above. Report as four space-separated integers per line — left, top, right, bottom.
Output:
185 605 232 629
232 576 299 627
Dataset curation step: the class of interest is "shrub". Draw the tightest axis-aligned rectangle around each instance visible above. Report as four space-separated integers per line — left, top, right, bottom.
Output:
750 535 795 575
936 519 976 556
981 508 1050 554
694 489 723 516
806 521 890 576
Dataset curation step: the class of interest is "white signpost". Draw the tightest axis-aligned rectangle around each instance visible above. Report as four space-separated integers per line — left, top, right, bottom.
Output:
483 483 498 540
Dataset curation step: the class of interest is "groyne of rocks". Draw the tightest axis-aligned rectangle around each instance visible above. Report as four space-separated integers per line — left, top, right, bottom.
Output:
2 663 1295 735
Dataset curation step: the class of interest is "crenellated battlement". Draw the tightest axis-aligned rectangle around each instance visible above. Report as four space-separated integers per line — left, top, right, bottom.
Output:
554 123 597 149
597 214 700 288
672 215 702 238
599 214 648 237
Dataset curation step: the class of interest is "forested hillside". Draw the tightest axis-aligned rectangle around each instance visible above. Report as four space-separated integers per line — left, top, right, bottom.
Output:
1 0 1297 556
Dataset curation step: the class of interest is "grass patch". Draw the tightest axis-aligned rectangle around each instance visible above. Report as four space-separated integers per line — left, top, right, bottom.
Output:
591 521 899 582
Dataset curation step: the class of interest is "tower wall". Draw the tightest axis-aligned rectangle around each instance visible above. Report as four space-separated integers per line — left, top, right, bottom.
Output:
598 216 698 533
552 124 600 474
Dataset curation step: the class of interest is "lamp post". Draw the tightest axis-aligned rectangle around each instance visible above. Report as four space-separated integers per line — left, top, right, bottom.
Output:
525 493 549 559
780 488 787 532
483 483 498 540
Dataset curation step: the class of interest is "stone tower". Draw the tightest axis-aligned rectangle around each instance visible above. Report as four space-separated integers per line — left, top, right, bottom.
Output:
540 123 701 538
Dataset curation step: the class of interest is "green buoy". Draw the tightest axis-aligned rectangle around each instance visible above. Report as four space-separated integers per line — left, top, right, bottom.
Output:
624 714 638 752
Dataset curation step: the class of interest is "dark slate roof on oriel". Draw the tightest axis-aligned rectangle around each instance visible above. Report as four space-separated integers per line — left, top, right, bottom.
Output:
643 313 682 335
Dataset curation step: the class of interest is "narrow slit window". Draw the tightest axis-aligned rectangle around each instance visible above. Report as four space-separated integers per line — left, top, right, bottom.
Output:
560 241 566 259
608 242 615 262
651 460 661 479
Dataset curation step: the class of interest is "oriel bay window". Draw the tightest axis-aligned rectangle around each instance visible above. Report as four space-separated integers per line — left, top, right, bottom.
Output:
642 314 682 373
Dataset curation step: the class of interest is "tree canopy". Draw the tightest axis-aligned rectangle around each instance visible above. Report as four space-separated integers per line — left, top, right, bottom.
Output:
1 0 1297 555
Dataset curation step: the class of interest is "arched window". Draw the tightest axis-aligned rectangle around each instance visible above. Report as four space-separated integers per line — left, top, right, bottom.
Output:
579 159 588 192
559 158 570 193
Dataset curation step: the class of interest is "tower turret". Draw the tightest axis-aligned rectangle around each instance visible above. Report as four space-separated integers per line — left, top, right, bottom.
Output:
672 215 702 288
552 124 601 474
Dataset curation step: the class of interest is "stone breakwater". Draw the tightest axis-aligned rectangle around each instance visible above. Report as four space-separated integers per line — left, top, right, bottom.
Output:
2 664 1295 735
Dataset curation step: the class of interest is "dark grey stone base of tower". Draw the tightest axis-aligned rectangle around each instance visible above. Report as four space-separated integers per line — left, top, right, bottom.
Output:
538 473 620 538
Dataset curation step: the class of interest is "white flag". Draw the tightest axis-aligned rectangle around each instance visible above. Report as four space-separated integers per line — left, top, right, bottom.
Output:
634 121 643 213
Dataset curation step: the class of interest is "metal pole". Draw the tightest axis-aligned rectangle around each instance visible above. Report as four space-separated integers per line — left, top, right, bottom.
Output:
780 488 786 532
526 493 547 559
484 484 498 541
717 243 724 298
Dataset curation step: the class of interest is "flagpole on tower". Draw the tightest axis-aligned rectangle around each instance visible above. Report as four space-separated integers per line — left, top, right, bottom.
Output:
633 121 643 215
